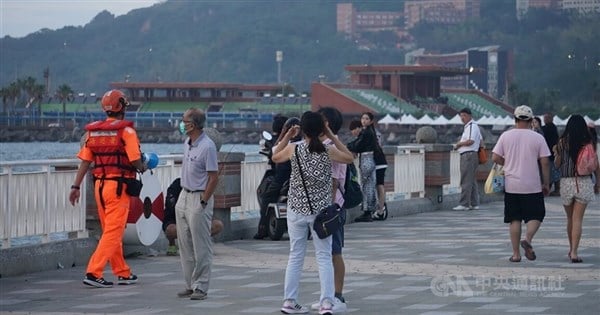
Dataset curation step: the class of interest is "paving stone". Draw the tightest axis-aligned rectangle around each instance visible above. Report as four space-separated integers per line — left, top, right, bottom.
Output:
0 197 597 314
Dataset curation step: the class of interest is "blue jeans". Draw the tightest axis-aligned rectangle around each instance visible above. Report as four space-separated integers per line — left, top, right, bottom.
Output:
283 209 334 304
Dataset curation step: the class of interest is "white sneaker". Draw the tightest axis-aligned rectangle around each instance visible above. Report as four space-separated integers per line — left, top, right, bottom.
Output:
310 301 320 311
452 205 469 211
281 299 308 314
332 297 347 313
470 205 480 210
319 299 333 315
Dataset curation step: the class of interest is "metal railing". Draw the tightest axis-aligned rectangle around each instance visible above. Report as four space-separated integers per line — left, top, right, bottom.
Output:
392 145 426 199
1 148 442 248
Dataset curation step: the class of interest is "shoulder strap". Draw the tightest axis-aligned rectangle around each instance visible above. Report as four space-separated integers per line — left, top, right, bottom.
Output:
294 145 314 213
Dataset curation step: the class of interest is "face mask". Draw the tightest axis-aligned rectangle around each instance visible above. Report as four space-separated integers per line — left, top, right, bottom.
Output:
179 121 187 135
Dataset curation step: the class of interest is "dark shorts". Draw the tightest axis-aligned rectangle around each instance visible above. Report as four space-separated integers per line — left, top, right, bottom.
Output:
376 168 386 186
504 192 546 223
332 208 346 255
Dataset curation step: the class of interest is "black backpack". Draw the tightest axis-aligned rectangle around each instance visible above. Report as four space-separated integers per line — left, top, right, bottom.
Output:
341 163 362 209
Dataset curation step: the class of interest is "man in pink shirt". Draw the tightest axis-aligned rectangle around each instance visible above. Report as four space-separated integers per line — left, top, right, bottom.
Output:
315 107 348 313
492 105 551 262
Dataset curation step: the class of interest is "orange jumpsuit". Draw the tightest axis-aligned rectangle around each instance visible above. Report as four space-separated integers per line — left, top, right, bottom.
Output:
78 118 141 279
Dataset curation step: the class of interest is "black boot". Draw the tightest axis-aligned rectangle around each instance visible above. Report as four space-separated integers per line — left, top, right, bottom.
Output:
253 225 267 239
354 211 373 222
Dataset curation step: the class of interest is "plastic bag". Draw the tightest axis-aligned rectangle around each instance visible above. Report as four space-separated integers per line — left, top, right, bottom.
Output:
484 163 505 194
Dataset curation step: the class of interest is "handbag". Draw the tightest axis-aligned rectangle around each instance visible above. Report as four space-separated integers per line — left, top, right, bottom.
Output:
478 146 488 164
295 146 341 239
124 176 143 197
484 163 505 194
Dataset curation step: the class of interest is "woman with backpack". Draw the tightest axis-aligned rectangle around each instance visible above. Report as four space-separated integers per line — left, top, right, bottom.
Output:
553 114 600 263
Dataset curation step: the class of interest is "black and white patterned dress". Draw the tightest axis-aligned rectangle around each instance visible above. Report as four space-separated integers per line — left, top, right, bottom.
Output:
288 142 332 215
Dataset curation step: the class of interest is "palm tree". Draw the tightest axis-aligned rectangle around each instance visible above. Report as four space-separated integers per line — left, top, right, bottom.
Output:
56 84 74 127
21 76 39 109
31 84 46 122
0 87 8 114
7 82 21 113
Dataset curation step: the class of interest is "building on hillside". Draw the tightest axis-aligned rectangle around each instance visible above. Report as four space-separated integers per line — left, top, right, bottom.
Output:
405 46 513 101
336 3 403 38
109 82 281 103
404 0 480 29
516 0 599 19
311 64 513 118
561 0 600 13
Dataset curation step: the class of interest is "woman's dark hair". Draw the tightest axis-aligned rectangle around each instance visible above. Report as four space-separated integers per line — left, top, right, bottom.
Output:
533 117 542 126
588 123 597 152
361 111 378 136
361 112 374 122
317 107 343 134
272 114 288 134
560 114 592 163
301 111 326 153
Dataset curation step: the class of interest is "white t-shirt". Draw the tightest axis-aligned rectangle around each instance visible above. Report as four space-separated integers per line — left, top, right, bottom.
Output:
458 121 481 154
492 128 551 194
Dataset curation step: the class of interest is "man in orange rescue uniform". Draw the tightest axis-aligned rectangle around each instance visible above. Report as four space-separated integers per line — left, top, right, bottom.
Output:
69 89 146 288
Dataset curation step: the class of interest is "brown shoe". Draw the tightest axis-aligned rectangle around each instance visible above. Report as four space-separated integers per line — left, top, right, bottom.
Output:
177 289 193 298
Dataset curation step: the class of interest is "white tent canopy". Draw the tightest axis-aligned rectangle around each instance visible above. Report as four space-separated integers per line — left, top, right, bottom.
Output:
430 115 449 125
377 113 399 125
398 114 419 125
417 115 434 125
447 114 463 125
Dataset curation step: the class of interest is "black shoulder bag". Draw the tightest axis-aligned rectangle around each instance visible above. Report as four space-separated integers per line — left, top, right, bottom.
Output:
294 145 341 239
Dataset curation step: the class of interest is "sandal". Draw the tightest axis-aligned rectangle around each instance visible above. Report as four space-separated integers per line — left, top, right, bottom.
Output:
571 257 583 263
373 203 388 221
520 240 536 261
509 256 521 262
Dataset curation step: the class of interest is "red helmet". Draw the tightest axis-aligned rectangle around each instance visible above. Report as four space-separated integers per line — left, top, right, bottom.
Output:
101 90 129 112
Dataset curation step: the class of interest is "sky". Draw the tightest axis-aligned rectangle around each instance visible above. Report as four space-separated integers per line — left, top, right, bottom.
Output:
0 0 163 38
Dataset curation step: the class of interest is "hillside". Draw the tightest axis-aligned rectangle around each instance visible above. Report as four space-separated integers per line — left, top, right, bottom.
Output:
1 0 598 116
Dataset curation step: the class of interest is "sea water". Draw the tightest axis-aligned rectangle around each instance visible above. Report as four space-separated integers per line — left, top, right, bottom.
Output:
0 141 261 248
0 142 259 162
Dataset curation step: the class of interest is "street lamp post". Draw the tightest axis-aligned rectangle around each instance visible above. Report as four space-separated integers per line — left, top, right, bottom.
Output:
276 51 283 84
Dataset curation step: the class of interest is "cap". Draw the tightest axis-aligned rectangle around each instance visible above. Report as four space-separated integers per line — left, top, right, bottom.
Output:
459 107 472 115
514 105 533 121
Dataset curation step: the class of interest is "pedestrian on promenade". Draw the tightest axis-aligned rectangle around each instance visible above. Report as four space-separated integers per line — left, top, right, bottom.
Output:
175 108 219 300
542 113 560 195
254 114 289 239
272 111 354 315
453 108 482 211
370 117 388 220
69 89 145 288
532 117 544 135
552 115 599 263
347 112 379 222
313 107 348 313
587 122 599 190
492 105 551 262
162 177 223 256
349 119 362 137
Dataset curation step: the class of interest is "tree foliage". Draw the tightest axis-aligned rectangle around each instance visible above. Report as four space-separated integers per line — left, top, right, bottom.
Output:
0 0 598 117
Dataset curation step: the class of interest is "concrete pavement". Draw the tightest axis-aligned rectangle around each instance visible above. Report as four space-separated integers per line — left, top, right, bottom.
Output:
1 195 599 315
